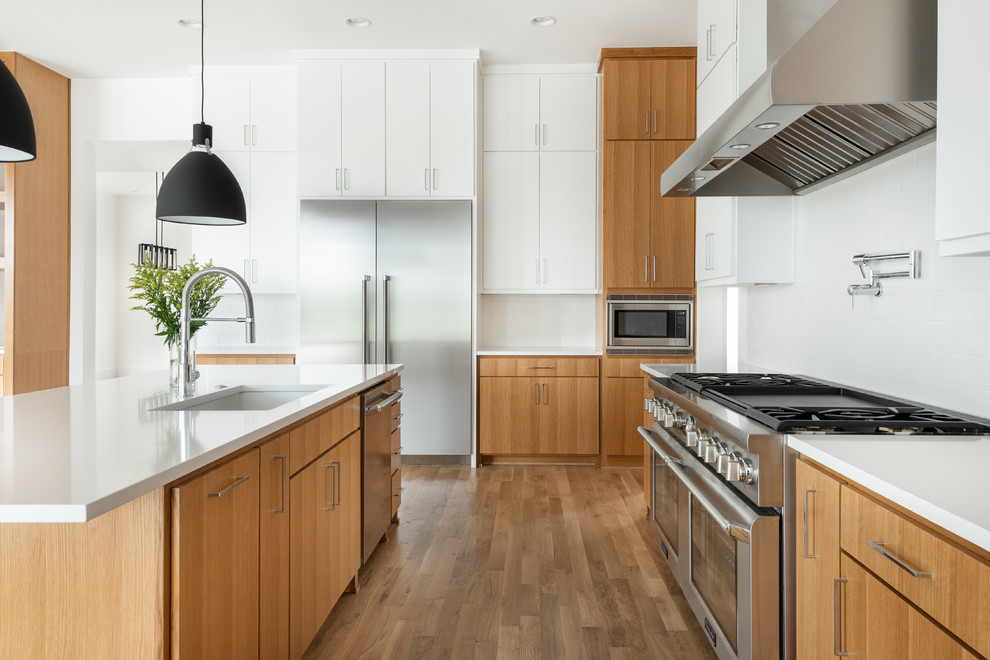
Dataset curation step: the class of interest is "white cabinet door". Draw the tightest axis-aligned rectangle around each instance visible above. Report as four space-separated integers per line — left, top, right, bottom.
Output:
696 43 737 134
482 152 540 290
199 77 251 152
340 61 385 197
695 198 734 281
249 77 297 152
483 76 540 151
538 76 597 152
386 61 431 197
191 151 252 288
697 0 737 86
538 151 597 291
430 60 475 196
298 61 342 197
248 152 298 291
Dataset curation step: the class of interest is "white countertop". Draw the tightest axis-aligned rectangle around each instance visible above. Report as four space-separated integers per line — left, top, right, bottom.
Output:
0 364 402 523
477 346 603 356
789 434 990 553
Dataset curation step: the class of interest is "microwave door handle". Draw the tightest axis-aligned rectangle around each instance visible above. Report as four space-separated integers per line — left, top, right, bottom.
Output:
638 427 753 544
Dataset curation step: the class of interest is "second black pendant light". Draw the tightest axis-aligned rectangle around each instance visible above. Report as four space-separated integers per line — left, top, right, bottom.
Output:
0 57 37 163
156 0 246 226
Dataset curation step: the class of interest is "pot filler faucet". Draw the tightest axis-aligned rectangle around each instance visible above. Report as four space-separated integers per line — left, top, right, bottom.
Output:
179 266 256 397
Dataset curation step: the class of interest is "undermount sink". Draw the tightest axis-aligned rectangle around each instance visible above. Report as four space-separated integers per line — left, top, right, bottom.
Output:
154 384 330 412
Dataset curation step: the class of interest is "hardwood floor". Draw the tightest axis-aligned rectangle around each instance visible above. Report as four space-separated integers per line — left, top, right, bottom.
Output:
303 465 717 660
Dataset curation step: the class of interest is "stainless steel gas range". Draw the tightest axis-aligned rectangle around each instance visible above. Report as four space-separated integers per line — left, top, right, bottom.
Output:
639 372 990 660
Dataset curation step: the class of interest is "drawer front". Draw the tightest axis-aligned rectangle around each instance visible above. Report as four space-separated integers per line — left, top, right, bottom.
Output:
478 356 599 377
390 401 402 433
391 468 401 518
391 427 401 473
840 485 990 657
288 397 361 475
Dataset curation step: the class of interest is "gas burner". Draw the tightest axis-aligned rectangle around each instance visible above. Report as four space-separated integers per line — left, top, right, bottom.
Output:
672 372 828 392
815 408 896 421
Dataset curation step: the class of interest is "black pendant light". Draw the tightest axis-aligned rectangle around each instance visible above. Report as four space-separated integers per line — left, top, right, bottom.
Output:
156 0 246 226
0 58 37 163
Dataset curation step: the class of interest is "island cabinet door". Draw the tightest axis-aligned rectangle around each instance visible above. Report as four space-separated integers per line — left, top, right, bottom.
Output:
260 435 291 660
171 448 261 660
329 431 362 601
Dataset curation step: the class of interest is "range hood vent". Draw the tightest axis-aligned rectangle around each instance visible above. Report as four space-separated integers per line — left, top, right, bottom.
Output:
662 0 937 197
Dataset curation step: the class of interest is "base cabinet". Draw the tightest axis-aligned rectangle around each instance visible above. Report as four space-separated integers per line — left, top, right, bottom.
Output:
171 450 261 659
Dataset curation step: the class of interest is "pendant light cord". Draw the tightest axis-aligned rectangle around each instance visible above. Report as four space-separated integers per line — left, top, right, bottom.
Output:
200 0 205 124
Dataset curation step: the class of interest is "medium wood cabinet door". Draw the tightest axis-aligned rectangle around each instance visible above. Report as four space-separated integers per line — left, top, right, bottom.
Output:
794 459 841 660
651 141 696 288
539 377 599 455
603 59 652 139
260 436 291 660
289 450 335 660
172 449 260 660
651 59 696 139
603 377 649 458
478 377 540 454
603 140 652 288
328 431 362 602
840 555 979 660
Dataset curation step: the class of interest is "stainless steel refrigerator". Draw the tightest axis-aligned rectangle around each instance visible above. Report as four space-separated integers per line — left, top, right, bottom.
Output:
299 200 472 457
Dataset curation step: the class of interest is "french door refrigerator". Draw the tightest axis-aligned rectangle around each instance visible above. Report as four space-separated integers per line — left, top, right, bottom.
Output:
299 200 472 457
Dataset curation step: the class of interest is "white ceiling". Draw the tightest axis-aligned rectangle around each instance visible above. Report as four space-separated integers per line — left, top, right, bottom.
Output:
0 0 697 79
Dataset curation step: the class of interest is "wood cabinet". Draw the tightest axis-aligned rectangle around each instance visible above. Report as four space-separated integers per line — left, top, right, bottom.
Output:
389 374 402 522
197 353 296 365
478 357 599 459
603 140 695 289
0 52 71 396
483 74 597 151
794 457 990 660
385 60 475 197
297 60 386 198
260 435 291 660
171 449 261 659
482 150 597 292
603 376 648 460
602 55 695 141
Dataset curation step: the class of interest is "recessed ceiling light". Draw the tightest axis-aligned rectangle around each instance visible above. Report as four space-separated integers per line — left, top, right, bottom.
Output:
676 187 693 192
177 18 202 29
531 16 557 27
690 176 706 181
730 143 751 149
755 122 780 130
346 17 372 28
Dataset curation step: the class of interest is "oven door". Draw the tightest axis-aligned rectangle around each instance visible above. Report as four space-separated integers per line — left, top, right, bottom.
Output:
639 425 780 660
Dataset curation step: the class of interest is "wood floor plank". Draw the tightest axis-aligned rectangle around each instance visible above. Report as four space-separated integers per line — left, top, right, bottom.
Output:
302 465 717 660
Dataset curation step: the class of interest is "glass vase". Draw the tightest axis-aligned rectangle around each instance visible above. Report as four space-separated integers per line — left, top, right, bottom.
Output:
169 335 197 389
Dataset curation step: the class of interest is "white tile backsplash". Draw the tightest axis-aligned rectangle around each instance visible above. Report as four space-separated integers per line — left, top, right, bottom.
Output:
479 294 598 349
744 142 990 419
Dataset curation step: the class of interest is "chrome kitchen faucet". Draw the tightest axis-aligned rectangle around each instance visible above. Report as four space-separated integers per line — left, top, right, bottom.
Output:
178 266 256 397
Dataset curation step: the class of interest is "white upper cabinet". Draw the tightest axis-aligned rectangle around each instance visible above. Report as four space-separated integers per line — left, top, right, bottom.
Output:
386 60 475 197
697 0 737 87
936 1 990 256
198 75 297 153
298 60 385 198
483 74 597 152
482 151 597 292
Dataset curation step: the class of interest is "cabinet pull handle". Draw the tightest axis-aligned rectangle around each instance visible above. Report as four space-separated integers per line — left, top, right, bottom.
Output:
709 25 717 59
534 383 539 406
243 125 249 146
867 541 933 578
336 168 341 191
535 259 540 285
209 475 250 498
653 111 657 134
645 111 650 134
344 168 350 191
802 488 817 558
644 256 649 282
542 124 548 146
652 255 656 282
332 460 342 506
252 259 258 284
535 124 539 146
543 259 548 284
834 578 849 657
542 383 547 405
274 455 286 513
526 366 554 370
252 125 258 146
324 464 337 510
243 259 249 280
425 168 430 191
433 168 438 191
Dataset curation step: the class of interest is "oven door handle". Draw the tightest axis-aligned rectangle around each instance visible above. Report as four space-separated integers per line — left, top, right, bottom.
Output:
638 426 753 544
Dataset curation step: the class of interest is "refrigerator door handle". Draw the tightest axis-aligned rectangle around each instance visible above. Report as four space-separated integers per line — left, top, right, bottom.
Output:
383 274 392 365
362 275 372 364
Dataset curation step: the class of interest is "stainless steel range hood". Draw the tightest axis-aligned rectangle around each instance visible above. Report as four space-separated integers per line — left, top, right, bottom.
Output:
661 0 936 197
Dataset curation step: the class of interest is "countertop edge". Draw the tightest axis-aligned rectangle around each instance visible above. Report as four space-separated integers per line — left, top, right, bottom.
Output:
787 436 990 554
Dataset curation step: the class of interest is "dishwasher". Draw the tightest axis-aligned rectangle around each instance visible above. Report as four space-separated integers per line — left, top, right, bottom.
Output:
361 379 403 563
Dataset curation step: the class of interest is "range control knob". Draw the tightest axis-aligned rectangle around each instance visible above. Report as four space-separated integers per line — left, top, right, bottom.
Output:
684 416 698 447
723 452 755 484
716 452 734 475
653 400 667 422
695 432 713 457
702 439 725 465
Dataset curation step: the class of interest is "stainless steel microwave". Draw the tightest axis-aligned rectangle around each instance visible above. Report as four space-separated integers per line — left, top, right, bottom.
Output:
606 295 693 353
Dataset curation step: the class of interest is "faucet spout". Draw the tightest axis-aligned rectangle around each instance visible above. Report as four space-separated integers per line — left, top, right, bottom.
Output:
179 266 256 397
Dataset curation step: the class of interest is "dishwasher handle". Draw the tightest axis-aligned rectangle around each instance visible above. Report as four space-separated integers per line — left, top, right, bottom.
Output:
366 388 404 415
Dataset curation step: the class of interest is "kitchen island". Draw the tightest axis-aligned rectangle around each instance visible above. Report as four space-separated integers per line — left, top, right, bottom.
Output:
0 363 403 659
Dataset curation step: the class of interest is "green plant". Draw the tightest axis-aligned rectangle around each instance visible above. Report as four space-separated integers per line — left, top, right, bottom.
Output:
128 255 227 349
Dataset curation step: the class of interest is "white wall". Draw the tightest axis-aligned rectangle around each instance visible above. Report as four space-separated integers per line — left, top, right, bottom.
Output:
479 294 598 349
744 142 990 418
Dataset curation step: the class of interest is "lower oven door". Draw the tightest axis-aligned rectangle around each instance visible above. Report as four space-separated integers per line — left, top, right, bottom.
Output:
639 425 780 660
